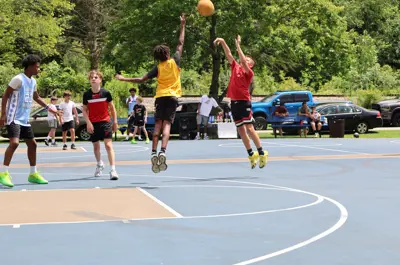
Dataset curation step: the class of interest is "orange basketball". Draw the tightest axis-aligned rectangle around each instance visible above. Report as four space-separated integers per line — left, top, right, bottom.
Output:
197 0 215 17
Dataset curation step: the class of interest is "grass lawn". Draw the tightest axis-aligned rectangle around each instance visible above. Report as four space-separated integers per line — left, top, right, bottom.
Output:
257 130 400 139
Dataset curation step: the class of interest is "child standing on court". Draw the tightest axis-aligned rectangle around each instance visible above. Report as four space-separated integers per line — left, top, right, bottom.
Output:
130 96 150 144
115 13 186 173
214 35 268 169
82 70 119 180
44 96 60 147
59 91 79 150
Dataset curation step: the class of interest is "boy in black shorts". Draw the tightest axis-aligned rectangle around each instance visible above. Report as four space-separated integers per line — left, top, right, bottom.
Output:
115 13 186 173
214 35 268 169
130 96 150 144
82 70 119 180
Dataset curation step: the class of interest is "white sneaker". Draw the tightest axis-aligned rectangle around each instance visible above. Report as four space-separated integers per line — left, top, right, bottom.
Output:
151 153 160 173
204 135 209 140
195 135 200 140
109 169 119 180
158 152 168 172
94 163 104 177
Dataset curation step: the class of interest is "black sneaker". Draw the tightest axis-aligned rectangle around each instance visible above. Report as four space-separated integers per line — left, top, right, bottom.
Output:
44 139 49 146
71 143 76 149
63 144 67 150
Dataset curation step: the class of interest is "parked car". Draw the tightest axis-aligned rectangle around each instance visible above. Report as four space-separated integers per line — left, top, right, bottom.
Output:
316 103 383 134
145 99 230 138
252 90 317 130
0 104 90 140
371 98 400 126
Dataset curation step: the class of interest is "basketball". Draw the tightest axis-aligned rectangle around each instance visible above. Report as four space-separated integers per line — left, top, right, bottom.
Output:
197 0 215 17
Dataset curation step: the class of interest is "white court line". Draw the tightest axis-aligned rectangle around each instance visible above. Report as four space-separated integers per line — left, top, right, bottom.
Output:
266 141 370 155
137 187 183 218
12 224 20 228
80 147 88 152
218 179 348 265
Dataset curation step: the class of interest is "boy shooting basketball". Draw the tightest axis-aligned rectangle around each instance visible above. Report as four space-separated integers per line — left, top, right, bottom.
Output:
214 35 268 169
115 13 186 173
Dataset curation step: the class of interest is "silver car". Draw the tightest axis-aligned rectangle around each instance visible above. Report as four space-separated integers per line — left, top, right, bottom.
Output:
0 104 91 141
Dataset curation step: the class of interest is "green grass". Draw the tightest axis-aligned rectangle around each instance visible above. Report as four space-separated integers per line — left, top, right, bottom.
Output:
257 129 400 139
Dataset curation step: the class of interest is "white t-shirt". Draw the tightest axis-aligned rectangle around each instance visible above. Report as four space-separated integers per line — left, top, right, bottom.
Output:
59 101 76 122
199 95 218 117
47 104 57 120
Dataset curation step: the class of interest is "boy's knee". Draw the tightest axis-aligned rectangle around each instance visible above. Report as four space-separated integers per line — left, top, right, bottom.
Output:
9 141 19 150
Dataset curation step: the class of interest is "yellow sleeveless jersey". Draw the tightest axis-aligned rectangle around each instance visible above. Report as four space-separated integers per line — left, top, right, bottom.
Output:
155 58 181 98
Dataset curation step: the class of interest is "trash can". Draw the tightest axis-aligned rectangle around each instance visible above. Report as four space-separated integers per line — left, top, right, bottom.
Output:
328 118 345 138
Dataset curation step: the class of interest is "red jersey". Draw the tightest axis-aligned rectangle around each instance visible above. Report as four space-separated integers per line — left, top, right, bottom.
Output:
83 88 112 123
226 60 254 101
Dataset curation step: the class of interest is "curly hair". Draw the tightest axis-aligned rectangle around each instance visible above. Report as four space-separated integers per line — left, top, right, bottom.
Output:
22 54 41 69
153 45 170 62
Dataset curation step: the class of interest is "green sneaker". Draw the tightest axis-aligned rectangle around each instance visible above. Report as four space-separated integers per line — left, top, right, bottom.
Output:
145 138 150 144
130 139 137 144
0 171 14 188
28 172 48 185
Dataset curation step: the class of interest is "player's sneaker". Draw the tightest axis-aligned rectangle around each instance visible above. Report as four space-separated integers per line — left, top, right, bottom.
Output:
28 172 48 184
51 142 58 147
63 144 67 150
248 152 259 169
151 153 160 173
204 135 209 140
44 139 49 146
0 171 13 188
195 134 200 140
71 143 76 149
158 152 168 172
259 151 269 169
94 163 104 177
130 139 137 144
109 169 119 180
145 138 150 144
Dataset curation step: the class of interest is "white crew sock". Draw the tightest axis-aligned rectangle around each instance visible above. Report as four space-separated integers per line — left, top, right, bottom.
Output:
110 165 116 171
30 166 37 174
1 165 10 172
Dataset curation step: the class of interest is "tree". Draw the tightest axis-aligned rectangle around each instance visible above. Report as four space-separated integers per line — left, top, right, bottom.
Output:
65 0 120 70
0 0 73 65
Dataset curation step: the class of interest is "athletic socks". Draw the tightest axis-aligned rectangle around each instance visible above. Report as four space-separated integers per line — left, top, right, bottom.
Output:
257 147 265 156
1 165 9 172
160 148 166 153
247 149 254 156
110 165 116 171
30 166 37 174
151 149 157 156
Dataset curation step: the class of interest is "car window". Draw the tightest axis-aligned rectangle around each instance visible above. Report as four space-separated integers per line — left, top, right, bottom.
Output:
319 106 337 115
278 94 294 104
338 105 354 114
293 93 310 103
34 109 48 118
353 106 362 112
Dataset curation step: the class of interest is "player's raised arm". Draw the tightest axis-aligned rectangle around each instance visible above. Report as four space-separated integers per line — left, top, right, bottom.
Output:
214 37 235 65
176 13 186 57
235 35 251 74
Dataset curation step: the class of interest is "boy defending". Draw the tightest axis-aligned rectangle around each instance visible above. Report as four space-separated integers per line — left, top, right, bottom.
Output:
115 13 186 173
82 70 119 180
214 36 268 169
59 91 79 150
0 54 58 187
130 96 150 144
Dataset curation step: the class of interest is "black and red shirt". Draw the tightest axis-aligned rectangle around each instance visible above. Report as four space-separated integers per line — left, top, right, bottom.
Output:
133 104 146 121
83 88 112 123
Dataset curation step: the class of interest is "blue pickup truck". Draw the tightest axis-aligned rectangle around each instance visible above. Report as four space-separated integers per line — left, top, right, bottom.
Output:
251 91 317 130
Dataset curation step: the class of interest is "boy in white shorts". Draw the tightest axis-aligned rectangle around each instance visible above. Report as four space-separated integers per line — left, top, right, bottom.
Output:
45 97 60 146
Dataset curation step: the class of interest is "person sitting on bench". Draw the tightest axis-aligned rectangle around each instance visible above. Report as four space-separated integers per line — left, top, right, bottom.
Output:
298 101 311 137
309 106 322 137
272 100 288 137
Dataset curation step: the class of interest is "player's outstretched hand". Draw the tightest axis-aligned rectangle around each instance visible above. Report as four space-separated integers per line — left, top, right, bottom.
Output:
114 74 124 81
180 13 186 25
213 38 224 47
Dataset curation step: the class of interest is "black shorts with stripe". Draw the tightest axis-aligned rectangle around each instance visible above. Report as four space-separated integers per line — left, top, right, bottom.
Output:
7 122 34 139
90 121 113 142
154 96 178 123
230 100 255 127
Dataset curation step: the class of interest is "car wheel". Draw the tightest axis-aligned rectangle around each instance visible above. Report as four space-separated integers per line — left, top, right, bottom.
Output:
392 113 400 127
254 116 267 130
356 121 369 134
77 126 91 141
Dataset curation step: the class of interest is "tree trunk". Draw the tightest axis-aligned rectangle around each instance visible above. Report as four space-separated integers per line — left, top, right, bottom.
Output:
209 13 220 102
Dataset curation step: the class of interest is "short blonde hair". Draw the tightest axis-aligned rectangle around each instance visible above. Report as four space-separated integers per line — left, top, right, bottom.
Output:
136 96 143 103
88 70 103 80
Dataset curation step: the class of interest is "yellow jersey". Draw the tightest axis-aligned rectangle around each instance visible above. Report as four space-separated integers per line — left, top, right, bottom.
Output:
155 58 181 99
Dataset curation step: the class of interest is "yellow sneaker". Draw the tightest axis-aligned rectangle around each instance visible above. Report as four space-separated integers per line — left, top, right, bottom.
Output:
259 151 269 168
248 152 259 169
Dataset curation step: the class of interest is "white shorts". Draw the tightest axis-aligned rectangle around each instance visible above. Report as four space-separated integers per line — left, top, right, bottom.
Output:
48 119 58 128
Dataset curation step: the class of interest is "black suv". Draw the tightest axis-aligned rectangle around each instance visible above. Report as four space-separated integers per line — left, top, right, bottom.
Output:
372 99 400 126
